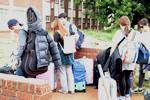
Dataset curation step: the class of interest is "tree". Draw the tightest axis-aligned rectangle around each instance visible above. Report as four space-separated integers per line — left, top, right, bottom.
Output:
74 0 150 27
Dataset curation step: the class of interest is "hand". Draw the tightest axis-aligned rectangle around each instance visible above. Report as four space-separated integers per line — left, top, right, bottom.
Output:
12 59 18 70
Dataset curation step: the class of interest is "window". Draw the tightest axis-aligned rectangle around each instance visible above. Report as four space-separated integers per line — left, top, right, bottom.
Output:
51 2 54 8
51 22 53 28
46 16 50 22
60 0 64 8
73 18 75 24
87 19 90 23
83 18 85 23
68 0 71 8
68 17 70 22
54 0 58 3
79 4 82 10
95 20 97 26
0 8 9 30
85 23 87 27
78 18 81 26
73 2 75 9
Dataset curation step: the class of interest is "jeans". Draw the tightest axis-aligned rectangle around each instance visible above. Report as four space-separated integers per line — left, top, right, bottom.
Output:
16 66 24 76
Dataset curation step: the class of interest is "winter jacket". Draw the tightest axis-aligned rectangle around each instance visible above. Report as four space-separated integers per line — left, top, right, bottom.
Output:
27 7 61 69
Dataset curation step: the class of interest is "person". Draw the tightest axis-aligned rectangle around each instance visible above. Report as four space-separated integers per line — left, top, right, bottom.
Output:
111 16 139 100
58 13 79 45
7 19 26 76
133 18 150 93
53 18 76 94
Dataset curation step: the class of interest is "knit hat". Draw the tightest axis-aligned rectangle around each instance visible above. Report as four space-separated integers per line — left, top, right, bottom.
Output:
7 19 23 27
58 13 67 18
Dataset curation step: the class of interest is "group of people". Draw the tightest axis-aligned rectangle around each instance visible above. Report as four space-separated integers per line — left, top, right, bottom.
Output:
6 6 150 99
7 6 79 94
111 16 150 100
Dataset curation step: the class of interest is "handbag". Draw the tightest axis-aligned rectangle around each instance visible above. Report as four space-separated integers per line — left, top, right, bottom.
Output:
120 30 138 63
59 35 76 54
136 43 149 64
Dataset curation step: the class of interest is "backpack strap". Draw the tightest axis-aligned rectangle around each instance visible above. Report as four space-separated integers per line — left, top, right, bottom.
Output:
69 24 72 31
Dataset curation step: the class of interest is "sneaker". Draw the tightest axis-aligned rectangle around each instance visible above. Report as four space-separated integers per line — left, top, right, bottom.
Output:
68 91 75 94
125 94 131 100
133 88 143 93
117 96 125 100
58 89 68 94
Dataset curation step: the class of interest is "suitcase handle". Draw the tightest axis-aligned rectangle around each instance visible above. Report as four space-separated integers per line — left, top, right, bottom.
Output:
97 64 111 100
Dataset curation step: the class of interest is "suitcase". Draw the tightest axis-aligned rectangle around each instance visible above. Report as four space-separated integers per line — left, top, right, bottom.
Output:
93 59 100 88
98 64 117 100
83 58 93 85
72 59 86 92
36 63 57 92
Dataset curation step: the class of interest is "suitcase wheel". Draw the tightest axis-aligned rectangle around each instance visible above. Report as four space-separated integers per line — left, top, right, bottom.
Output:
83 89 86 92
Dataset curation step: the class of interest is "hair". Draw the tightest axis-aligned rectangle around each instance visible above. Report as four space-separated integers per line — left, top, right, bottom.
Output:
119 16 130 37
53 19 70 40
139 18 149 26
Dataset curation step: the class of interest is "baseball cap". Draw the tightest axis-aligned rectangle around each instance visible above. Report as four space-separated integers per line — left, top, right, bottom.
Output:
7 19 23 27
58 13 67 18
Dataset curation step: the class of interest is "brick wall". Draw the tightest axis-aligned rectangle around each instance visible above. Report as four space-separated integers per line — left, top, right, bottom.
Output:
74 47 104 60
0 0 9 5
0 73 52 100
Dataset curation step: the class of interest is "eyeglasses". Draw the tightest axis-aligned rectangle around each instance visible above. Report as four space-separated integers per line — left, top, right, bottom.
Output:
139 26 144 29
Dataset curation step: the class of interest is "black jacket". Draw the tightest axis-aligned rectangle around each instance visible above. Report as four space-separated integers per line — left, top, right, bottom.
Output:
96 46 122 80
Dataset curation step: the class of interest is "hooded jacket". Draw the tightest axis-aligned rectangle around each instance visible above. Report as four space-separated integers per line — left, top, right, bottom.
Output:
27 7 61 69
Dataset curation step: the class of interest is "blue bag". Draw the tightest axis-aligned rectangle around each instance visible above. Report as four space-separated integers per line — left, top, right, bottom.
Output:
69 24 85 49
136 43 149 64
72 59 86 83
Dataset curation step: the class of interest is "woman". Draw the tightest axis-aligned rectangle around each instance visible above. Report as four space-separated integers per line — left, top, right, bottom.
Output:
53 19 76 94
111 16 139 100
133 18 150 93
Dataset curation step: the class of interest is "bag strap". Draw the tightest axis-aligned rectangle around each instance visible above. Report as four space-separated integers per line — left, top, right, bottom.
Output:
69 24 72 31
121 29 136 41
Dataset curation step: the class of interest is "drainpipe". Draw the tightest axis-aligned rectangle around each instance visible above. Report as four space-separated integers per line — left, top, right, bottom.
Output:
9 0 14 40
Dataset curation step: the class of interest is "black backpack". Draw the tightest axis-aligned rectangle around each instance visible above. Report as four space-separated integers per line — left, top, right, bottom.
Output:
20 8 48 76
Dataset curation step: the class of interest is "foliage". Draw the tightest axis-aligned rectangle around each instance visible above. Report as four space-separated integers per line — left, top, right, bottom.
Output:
74 0 150 27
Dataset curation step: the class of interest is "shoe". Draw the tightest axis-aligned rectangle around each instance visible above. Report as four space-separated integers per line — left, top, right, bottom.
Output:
133 88 143 93
117 96 125 100
58 89 68 94
71 91 75 94
125 94 131 100
68 91 75 94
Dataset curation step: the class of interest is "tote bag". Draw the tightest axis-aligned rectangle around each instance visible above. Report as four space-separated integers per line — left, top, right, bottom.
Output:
59 35 76 54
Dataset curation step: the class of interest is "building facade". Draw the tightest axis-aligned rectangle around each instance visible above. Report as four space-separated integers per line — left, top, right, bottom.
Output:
0 0 103 39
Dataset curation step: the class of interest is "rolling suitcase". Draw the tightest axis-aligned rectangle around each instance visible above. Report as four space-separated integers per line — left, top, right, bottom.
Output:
98 64 117 100
72 59 86 92
93 59 100 88
36 62 57 92
83 58 93 85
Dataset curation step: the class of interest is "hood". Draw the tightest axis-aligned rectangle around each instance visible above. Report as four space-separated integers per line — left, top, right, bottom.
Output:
27 6 42 33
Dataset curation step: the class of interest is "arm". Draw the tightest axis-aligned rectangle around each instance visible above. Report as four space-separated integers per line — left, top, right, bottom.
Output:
47 33 61 69
13 29 27 70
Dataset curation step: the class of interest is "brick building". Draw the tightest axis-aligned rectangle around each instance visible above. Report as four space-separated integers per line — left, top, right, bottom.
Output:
0 0 103 39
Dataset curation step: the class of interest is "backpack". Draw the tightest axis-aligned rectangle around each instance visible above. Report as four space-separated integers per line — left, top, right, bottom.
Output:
69 24 85 49
0 64 15 75
20 8 48 76
120 30 138 63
